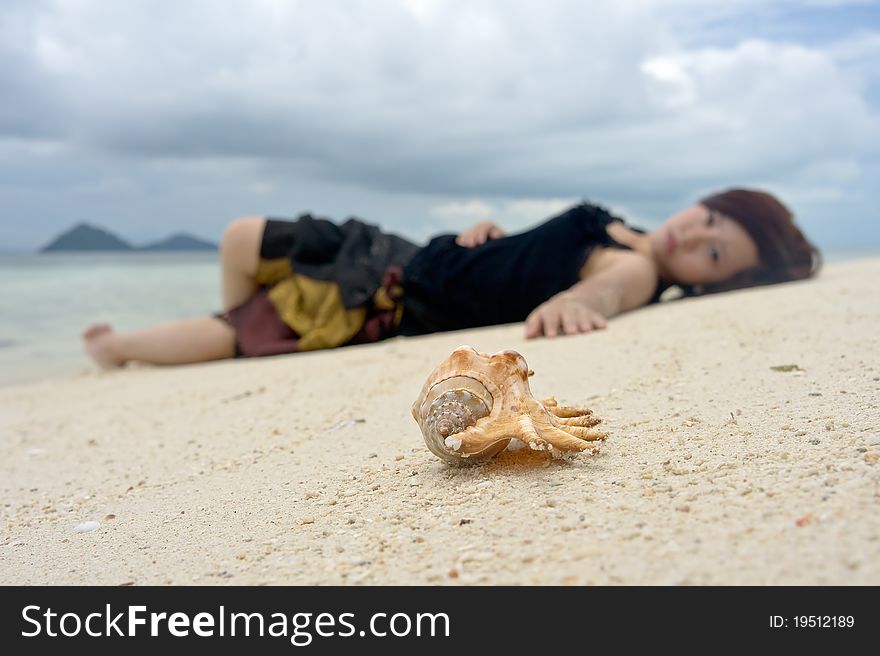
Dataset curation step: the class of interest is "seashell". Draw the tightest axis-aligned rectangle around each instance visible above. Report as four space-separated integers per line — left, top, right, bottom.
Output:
412 345 606 463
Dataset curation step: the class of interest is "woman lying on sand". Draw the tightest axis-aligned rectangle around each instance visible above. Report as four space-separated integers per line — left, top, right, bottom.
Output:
83 188 820 369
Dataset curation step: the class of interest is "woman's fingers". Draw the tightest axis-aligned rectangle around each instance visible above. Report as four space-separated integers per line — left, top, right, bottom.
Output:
456 222 504 248
577 311 594 333
525 306 550 338
561 311 580 336
578 307 606 332
581 309 607 332
525 300 607 338
539 307 559 337
525 304 560 338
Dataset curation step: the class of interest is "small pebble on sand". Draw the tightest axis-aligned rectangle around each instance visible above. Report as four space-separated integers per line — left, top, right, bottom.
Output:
795 513 814 527
74 521 100 533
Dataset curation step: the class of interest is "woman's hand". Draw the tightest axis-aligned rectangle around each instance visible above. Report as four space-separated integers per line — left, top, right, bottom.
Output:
455 220 505 247
525 292 607 339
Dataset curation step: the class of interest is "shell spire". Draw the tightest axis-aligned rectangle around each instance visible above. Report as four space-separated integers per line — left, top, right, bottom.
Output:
414 375 493 462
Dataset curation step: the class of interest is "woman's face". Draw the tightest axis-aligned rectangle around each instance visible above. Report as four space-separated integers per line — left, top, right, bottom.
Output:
649 204 760 285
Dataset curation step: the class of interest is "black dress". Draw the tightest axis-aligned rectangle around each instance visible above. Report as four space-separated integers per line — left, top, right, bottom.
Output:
218 202 660 356
399 201 657 335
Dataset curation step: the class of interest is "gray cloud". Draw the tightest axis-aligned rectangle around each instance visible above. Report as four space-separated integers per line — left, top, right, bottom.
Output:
0 0 878 251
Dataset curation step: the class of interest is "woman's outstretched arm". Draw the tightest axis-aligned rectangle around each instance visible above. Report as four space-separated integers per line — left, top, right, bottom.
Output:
525 251 657 338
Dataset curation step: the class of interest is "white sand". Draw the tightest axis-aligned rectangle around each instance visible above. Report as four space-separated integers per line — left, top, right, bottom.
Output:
1 259 878 585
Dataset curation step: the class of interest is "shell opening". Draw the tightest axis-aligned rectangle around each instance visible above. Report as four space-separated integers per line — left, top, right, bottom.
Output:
444 436 463 451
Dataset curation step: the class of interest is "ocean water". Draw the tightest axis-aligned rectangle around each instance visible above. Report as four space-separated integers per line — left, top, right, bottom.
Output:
0 252 220 385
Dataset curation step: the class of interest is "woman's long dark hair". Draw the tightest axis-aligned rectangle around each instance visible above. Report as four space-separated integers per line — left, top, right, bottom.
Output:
683 188 821 296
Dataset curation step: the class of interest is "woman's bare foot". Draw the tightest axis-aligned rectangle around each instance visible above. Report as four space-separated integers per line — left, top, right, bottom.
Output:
82 323 125 369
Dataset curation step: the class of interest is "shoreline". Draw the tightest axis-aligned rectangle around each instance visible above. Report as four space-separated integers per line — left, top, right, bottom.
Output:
1 254 878 389
1 258 878 585
1 253 879 388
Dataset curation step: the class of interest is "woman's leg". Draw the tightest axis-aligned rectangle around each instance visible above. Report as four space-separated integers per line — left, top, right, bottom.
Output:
81 216 266 369
221 216 266 311
82 317 236 369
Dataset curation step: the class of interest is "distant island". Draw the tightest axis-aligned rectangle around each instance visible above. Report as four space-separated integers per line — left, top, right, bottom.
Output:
41 223 217 252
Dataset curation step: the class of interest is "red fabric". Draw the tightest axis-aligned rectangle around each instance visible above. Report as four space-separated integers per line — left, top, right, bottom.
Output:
221 266 405 358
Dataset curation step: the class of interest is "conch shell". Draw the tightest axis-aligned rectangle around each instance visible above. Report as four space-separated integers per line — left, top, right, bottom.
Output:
412 346 605 463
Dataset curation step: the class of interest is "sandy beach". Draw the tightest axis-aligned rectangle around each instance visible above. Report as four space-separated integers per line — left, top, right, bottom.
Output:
1 258 878 585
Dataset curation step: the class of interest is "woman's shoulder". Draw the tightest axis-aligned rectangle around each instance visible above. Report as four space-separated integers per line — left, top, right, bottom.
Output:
582 247 661 311
580 243 656 279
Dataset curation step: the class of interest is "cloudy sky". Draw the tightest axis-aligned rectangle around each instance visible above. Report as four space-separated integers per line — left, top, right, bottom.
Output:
1 0 878 252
